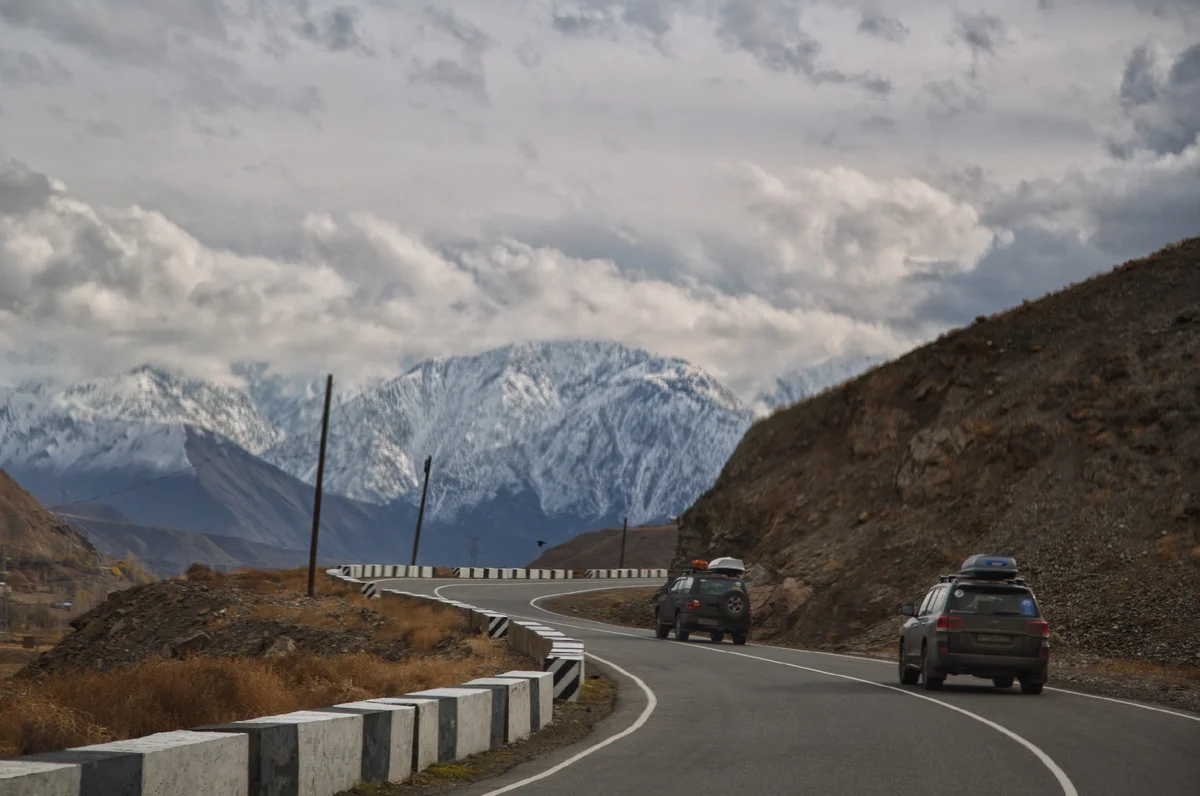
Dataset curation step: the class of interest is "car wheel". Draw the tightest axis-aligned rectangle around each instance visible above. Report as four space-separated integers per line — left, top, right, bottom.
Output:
709 631 724 643
1019 679 1044 695
899 643 920 685
731 633 747 646
920 645 944 691
993 676 1014 689
654 620 671 639
674 614 690 642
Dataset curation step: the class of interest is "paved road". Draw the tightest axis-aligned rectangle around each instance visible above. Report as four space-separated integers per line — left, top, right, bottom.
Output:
375 578 1200 796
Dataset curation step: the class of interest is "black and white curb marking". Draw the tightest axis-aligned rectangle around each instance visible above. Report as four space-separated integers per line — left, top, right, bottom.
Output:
546 656 585 702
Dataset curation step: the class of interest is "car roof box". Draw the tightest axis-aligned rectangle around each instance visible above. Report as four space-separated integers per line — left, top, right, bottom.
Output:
958 554 1019 580
706 556 745 574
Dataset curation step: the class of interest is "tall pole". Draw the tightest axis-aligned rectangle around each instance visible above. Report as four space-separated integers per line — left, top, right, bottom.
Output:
1 544 8 640
410 455 432 566
468 536 481 568
618 516 628 569
306 374 334 598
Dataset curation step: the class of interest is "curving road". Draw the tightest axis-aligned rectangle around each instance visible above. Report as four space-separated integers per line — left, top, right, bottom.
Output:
373 578 1200 796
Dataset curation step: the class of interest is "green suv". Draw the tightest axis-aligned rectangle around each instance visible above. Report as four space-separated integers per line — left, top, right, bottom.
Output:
653 557 751 645
898 555 1050 694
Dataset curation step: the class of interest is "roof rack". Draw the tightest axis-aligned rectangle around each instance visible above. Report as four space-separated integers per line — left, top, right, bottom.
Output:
937 554 1026 586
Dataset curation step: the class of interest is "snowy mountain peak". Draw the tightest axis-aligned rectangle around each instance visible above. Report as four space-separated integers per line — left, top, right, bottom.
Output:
754 354 883 414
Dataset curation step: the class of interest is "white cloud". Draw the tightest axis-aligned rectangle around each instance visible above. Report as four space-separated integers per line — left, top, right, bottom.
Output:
0 0 1198 398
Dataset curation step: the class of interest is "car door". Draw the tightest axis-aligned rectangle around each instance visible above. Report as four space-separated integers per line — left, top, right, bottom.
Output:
916 586 948 657
903 587 938 662
653 580 675 622
658 578 684 620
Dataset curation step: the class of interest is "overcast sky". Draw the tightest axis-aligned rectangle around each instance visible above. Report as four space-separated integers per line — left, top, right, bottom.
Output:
1 0 1197 397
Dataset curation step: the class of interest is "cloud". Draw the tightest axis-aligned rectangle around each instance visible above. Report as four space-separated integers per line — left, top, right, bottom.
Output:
714 0 891 95
0 49 71 86
857 8 909 43
1111 40 1200 157
952 12 1011 58
549 0 680 44
922 77 986 118
409 6 493 102
295 4 373 54
0 158 916 396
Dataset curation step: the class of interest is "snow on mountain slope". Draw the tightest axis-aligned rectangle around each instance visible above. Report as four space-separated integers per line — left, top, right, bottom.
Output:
753 354 883 414
0 366 281 475
260 341 754 524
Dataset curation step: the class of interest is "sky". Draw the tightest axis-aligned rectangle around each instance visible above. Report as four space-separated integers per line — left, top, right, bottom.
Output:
0 0 1197 399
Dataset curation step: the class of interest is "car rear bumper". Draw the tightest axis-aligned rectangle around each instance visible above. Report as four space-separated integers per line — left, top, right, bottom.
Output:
678 615 750 633
933 651 1048 681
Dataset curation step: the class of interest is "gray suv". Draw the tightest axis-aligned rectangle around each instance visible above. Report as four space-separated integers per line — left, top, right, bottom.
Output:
653 569 751 645
898 555 1050 694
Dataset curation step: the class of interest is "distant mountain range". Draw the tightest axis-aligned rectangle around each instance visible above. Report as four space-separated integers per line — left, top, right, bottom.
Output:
0 341 877 571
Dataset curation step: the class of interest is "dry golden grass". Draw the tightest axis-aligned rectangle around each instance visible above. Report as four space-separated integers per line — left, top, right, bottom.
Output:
0 641 511 758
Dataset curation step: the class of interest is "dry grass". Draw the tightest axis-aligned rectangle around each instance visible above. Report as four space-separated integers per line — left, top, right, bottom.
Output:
0 641 511 758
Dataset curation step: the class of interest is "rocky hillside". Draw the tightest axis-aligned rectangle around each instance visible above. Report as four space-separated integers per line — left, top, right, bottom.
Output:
0 468 133 624
677 238 1200 668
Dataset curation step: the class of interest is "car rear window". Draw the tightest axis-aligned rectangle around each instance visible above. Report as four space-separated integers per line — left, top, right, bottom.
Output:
695 578 746 595
947 586 1038 616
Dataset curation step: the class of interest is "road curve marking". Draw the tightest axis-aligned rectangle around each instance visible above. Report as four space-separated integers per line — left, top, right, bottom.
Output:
518 587 1079 796
473 650 658 796
429 580 1200 723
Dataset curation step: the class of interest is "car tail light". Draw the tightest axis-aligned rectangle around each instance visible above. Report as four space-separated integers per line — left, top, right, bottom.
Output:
936 616 963 631
1027 620 1049 638
686 599 701 611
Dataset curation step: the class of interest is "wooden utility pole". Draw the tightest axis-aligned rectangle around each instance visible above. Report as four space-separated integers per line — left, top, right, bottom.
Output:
410 455 432 566
618 516 628 569
306 374 334 597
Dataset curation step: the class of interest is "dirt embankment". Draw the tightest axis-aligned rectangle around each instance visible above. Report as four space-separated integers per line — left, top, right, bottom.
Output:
1 566 530 757
676 238 1200 671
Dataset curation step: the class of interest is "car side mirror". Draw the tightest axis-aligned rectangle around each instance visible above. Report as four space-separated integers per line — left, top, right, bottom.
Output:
900 604 915 616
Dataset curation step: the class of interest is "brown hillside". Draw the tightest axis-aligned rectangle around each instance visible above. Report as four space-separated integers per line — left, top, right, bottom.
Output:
0 469 134 629
677 237 1200 668
526 524 677 570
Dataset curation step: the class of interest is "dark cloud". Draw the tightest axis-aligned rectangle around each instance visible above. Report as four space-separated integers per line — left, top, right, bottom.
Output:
0 158 57 215
518 139 540 161
714 0 891 96
295 4 373 54
1111 41 1200 157
953 12 1010 58
409 6 493 102
857 9 908 43
551 0 676 42
860 114 897 133
0 49 71 86
922 77 986 118
0 0 228 67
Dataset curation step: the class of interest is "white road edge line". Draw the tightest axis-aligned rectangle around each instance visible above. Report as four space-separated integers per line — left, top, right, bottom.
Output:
517 586 1080 796
474 651 657 796
427 580 1200 723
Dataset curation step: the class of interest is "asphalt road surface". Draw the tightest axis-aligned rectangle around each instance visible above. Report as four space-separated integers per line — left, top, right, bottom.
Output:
373 577 1200 796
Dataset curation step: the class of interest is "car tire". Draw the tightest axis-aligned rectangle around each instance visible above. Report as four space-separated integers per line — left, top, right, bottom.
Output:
655 620 671 639
709 631 724 643
899 643 920 685
720 590 748 620
674 614 690 642
731 633 747 645
920 645 944 691
1019 679 1044 695
993 677 1014 689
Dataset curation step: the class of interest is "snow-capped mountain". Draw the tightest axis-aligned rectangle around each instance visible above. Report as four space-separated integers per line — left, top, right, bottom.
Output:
753 354 883 414
0 366 280 472
0 341 886 566
261 341 753 524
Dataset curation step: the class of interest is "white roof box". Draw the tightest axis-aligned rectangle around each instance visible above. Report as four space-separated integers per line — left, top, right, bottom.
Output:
706 556 745 573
